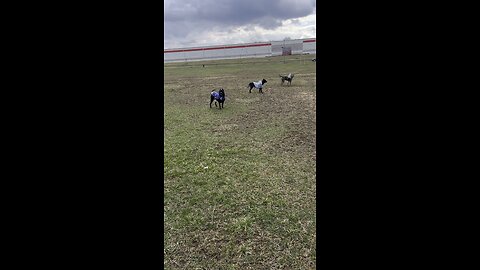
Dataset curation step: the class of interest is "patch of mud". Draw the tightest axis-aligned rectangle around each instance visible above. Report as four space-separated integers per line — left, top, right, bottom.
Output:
297 72 317 77
203 76 237 80
213 123 238 133
296 91 316 111
164 84 185 91
235 97 261 103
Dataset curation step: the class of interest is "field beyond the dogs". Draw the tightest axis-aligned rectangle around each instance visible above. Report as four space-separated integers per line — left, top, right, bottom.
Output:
164 55 316 269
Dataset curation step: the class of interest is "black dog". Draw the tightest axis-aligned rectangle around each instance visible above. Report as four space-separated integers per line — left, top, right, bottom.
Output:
210 88 225 109
279 73 294 86
247 79 267 93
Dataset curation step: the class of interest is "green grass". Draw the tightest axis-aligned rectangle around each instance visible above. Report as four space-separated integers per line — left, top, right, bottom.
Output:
164 55 316 269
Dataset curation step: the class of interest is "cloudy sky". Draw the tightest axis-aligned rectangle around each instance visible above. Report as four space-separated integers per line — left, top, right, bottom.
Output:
164 0 316 49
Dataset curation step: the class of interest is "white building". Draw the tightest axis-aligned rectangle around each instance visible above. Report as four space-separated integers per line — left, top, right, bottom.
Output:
164 38 316 63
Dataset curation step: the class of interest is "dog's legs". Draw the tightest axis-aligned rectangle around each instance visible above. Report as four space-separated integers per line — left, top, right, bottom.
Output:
210 96 214 108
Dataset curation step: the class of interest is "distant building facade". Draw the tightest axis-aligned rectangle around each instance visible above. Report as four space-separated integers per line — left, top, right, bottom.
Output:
164 38 316 63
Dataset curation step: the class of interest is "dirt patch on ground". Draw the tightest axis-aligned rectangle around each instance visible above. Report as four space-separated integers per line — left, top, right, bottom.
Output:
297 72 317 76
235 97 261 103
203 75 238 80
296 91 316 111
219 83 316 159
213 123 238 132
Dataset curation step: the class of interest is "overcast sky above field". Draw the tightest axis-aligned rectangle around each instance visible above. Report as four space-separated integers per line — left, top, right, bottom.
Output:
164 0 316 49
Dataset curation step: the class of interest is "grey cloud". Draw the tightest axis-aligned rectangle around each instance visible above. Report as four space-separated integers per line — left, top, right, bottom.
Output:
165 0 315 26
290 18 300 24
164 0 315 48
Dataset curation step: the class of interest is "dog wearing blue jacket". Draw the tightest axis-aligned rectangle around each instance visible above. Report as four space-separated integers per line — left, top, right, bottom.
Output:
210 88 225 109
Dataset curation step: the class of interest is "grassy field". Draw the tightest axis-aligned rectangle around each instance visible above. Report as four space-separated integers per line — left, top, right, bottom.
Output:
164 55 316 269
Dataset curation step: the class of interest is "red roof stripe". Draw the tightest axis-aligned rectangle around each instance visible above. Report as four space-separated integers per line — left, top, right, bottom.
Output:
303 39 316 43
164 43 272 53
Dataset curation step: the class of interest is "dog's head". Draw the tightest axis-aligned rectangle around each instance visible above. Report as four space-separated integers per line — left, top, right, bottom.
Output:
219 88 225 96
262 79 267 84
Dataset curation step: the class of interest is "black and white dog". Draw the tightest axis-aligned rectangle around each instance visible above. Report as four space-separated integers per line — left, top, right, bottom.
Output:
279 73 294 86
247 79 267 93
210 88 225 109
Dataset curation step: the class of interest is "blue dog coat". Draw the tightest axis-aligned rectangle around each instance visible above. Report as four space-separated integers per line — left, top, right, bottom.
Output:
211 91 224 101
